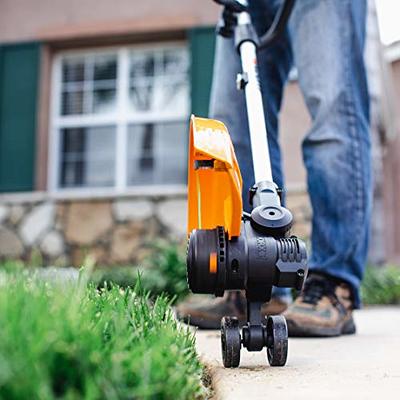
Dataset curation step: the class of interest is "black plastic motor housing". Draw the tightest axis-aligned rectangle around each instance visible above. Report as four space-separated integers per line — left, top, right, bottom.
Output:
187 220 308 301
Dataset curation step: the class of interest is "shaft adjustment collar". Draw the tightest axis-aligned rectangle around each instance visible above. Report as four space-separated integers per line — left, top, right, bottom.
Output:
250 204 293 238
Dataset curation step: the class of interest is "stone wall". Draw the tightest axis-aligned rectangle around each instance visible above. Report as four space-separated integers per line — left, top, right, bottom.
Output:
286 191 312 240
0 191 311 267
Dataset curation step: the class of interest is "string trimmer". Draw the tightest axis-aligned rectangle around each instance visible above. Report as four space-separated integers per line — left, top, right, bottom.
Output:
186 0 308 368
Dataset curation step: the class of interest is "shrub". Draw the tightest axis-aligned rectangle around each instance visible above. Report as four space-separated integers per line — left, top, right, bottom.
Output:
361 265 400 305
93 241 189 303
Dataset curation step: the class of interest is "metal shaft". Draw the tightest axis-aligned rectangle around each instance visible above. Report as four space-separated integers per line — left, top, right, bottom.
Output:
238 13 273 184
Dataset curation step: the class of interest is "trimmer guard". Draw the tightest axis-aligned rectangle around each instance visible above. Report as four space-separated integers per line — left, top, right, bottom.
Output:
187 115 243 239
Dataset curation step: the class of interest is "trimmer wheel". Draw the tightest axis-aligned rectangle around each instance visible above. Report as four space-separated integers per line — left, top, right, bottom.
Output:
221 316 241 368
266 315 288 367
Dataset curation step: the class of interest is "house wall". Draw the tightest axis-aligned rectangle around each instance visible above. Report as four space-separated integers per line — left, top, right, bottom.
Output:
0 193 186 266
0 0 219 43
382 58 400 263
1 0 395 267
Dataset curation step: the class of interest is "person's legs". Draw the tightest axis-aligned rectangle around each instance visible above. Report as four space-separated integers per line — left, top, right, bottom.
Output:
284 0 371 336
209 0 292 211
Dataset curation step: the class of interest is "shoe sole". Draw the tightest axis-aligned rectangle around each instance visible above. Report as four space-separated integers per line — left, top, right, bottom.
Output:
179 310 287 330
179 315 247 330
286 316 356 338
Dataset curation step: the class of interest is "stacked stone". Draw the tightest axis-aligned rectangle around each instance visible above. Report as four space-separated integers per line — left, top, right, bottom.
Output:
0 195 188 267
286 191 312 240
0 193 310 267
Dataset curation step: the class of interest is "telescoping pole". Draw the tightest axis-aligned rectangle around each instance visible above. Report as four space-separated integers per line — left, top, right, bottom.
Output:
236 11 273 184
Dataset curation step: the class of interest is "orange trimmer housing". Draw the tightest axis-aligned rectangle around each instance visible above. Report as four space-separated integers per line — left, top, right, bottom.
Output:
187 115 243 239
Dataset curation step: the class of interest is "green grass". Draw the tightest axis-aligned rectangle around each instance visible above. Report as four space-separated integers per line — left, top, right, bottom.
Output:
0 271 206 400
361 265 400 305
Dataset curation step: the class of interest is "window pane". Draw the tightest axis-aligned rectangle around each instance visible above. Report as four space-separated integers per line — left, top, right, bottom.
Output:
130 53 155 80
163 49 188 75
90 55 117 114
155 80 188 113
93 89 116 114
60 126 116 188
129 84 153 112
62 59 85 83
128 48 189 115
127 121 187 186
62 90 85 115
94 55 117 81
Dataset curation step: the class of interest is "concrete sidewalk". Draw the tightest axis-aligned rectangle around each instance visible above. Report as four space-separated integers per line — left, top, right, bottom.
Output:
196 307 400 400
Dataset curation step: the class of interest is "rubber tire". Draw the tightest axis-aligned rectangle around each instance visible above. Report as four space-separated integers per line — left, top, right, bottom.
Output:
266 315 288 367
221 316 241 368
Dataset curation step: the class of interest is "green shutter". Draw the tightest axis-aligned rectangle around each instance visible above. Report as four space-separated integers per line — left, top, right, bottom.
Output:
189 27 216 117
0 43 40 192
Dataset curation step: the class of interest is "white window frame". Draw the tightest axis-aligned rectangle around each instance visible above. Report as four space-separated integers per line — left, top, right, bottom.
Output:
48 42 190 198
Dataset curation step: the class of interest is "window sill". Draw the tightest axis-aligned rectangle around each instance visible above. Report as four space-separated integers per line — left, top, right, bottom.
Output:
0 185 188 204
0 184 307 204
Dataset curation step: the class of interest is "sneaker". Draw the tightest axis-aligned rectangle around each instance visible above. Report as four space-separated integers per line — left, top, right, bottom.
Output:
283 273 356 337
176 291 289 330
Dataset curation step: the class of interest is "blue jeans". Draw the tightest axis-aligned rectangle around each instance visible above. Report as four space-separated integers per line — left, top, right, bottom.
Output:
209 0 371 307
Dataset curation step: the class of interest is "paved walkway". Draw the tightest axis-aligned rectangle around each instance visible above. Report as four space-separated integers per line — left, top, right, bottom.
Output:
196 307 400 400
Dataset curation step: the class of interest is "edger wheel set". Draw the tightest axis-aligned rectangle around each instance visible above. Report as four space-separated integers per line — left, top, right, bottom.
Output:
220 314 288 368
186 0 308 368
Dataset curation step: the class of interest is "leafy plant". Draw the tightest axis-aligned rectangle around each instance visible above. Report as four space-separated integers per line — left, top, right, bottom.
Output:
361 265 400 305
140 241 189 301
0 270 206 399
93 241 189 303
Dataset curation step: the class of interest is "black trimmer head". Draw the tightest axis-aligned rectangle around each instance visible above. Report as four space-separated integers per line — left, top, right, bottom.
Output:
187 181 308 367
187 224 307 298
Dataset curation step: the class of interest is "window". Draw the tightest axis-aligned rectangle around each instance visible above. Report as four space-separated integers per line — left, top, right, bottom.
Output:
50 44 189 192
